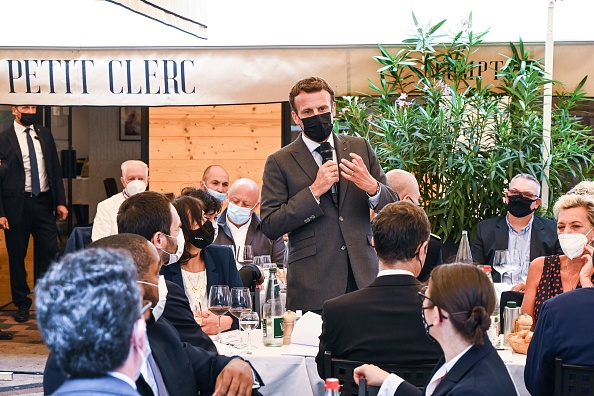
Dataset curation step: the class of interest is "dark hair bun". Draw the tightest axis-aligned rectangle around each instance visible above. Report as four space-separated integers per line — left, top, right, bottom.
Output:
462 306 490 347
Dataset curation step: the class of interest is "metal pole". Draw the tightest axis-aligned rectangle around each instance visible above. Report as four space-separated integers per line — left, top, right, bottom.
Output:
541 0 555 211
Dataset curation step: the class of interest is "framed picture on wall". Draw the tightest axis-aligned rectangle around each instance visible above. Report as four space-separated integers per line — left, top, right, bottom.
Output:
120 107 142 141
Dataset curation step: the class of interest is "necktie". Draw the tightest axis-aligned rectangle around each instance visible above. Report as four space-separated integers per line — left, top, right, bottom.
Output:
25 128 41 196
315 142 338 206
146 353 169 396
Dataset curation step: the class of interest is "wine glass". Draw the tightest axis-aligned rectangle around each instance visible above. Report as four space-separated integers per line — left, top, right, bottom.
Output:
492 250 509 283
505 249 521 284
239 245 254 265
208 285 231 341
239 311 260 350
230 287 252 347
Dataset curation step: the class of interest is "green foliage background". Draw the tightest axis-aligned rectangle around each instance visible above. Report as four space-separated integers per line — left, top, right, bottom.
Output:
335 14 594 243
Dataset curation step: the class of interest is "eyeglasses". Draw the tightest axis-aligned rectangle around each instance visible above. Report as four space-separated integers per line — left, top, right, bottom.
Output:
418 286 448 319
506 189 539 200
406 196 422 207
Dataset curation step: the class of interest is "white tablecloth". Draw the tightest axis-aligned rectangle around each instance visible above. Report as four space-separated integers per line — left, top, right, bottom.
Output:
498 349 528 396
214 330 528 396
215 329 325 396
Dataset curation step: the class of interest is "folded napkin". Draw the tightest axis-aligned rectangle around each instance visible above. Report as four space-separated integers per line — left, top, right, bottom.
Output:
282 311 322 357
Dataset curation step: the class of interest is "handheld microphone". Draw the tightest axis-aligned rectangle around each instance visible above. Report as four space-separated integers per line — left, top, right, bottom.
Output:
318 143 338 205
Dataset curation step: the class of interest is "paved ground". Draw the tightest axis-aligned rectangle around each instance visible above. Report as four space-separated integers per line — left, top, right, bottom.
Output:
0 310 47 396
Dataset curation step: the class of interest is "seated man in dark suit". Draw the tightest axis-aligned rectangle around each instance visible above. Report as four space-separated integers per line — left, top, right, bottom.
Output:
44 233 262 396
525 287 594 395
316 201 443 378
36 248 147 395
215 178 286 265
471 174 561 288
385 169 443 281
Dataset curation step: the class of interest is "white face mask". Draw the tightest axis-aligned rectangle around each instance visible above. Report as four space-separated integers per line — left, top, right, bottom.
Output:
125 179 147 197
206 187 227 203
161 229 185 265
227 202 254 225
559 228 593 259
137 275 168 322
132 319 149 381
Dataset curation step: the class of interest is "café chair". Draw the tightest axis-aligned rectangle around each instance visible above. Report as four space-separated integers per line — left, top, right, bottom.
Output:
103 177 118 198
239 264 262 315
554 357 594 396
324 351 433 396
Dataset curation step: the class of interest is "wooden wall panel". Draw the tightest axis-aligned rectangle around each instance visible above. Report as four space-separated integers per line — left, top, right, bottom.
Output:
149 104 283 195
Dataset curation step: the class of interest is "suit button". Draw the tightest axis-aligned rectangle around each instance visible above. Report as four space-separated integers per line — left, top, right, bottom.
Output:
341 246 346 250
339 216 344 221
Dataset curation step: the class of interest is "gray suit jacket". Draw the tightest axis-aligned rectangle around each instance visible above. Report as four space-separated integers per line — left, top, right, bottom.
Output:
260 133 397 311
52 375 140 395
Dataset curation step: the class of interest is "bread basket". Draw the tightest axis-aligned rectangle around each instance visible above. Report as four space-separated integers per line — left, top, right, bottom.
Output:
505 332 531 354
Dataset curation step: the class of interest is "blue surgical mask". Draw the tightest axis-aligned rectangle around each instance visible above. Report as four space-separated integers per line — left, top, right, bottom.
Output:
227 202 254 226
206 187 227 203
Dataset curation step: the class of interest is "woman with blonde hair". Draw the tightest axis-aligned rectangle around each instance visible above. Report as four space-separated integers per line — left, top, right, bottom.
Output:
522 193 594 325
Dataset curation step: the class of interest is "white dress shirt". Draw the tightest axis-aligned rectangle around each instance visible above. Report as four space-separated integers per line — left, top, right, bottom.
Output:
13 121 49 193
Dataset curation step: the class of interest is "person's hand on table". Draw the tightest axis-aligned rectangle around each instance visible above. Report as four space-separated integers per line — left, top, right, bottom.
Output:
511 282 526 292
201 310 233 335
213 358 254 396
353 364 390 387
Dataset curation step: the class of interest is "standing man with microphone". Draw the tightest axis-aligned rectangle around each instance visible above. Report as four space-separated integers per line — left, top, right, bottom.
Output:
0 105 68 326
260 77 397 313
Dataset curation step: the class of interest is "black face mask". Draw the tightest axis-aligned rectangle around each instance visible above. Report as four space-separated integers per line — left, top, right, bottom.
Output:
19 113 36 126
506 195 537 218
300 112 333 143
421 306 438 343
190 221 215 249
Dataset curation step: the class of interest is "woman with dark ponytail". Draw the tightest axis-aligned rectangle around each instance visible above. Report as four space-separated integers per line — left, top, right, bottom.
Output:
354 263 517 395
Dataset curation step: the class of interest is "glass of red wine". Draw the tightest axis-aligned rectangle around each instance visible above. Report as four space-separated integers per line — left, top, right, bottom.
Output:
208 285 231 341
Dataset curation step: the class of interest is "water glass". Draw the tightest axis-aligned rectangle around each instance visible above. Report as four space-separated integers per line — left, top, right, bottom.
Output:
492 250 508 282
239 311 259 350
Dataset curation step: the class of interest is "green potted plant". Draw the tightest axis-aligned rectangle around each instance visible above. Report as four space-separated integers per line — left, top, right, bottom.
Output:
336 13 594 256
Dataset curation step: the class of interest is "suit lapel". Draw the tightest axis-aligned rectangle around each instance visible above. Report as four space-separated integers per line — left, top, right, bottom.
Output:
7 127 23 167
203 248 218 291
529 216 544 261
432 343 492 396
334 134 350 207
495 216 509 251
289 134 319 184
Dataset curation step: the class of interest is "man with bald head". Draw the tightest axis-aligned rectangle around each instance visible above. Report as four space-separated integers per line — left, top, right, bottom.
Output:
215 177 286 264
385 169 443 281
201 164 230 203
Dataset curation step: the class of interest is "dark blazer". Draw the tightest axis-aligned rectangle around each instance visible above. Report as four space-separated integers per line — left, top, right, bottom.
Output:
161 245 243 329
43 281 217 395
0 124 66 224
215 211 286 265
418 234 443 282
162 280 217 353
260 133 397 311
525 287 594 396
395 340 516 396
143 315 233 395
161 245 243 297
471 215 561 282
316 274 442 378
52 375 140 395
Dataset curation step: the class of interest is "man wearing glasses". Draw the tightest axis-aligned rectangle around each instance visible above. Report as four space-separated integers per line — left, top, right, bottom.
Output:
472 173 562 287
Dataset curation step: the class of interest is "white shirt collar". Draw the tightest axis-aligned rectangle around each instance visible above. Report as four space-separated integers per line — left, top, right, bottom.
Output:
301 132 335 154
377 269 414 277
14 120 32 134
106 371 138 390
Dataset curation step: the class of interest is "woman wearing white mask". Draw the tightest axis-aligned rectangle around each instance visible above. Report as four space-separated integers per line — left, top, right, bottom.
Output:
522 193 594 326
161 195 242 335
